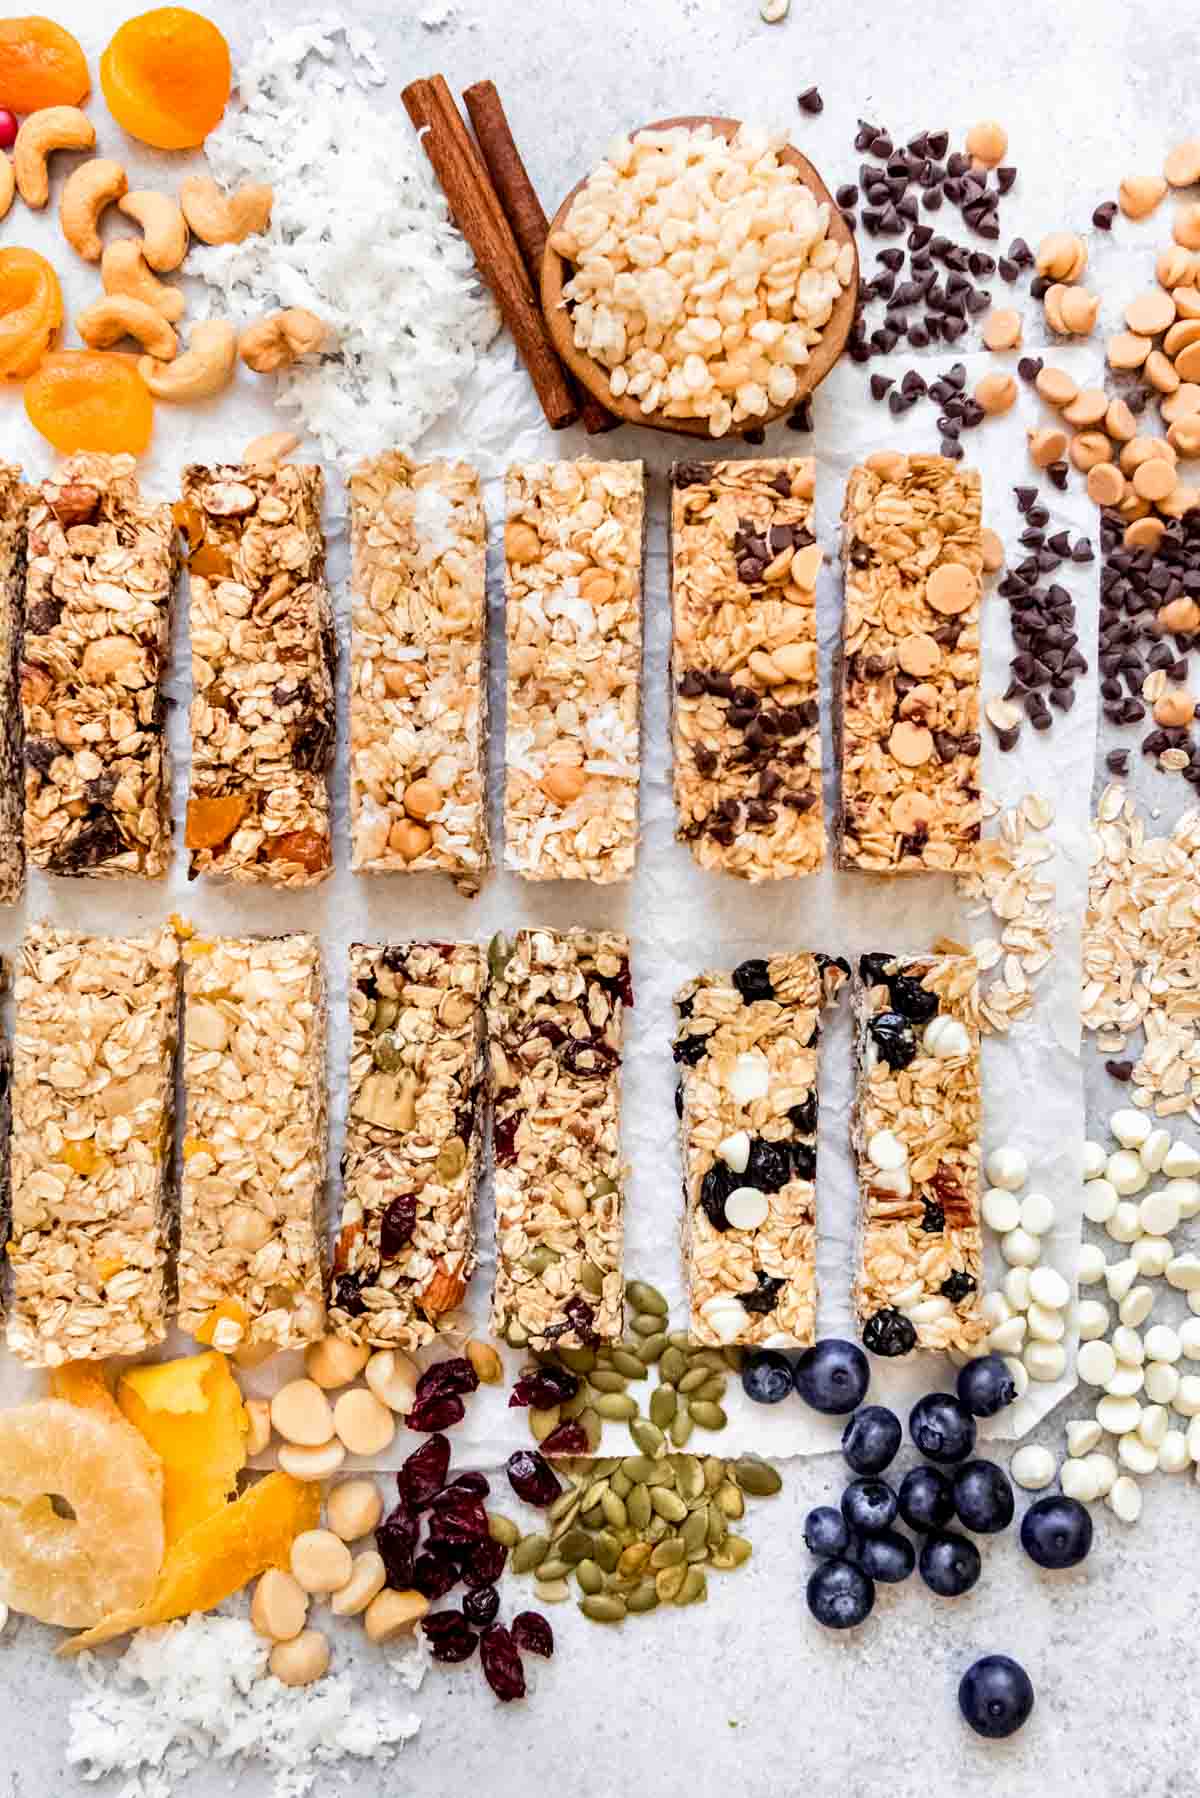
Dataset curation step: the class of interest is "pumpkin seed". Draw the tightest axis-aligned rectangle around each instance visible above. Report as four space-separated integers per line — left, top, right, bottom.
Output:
530 1405 560 1441
556 1345 596 1374
734 1455 782 1496
716 1482 744 1519
675 1456 705 1502
626 1281 668 1317
610 1469 633 1500
688 1400 727 1431
650 1537 685 1569
669 1406 694 1448
610 1350 648 1380
576 1558 605 1595
659 1346 688 1384
677 1567 707 1605
626 1580 660 1614
588 1369 629 1395
626 1483 652 1531
617 1541 652 1578
651 1487 688 1523
591 1531 621 1573
667 1331 693 1352
677 1366 710 1395
549 1486 582 1523
630 1312 662 1338
580 1407 603 1451
621 1455 660 1484
722 1346 744 1372
593 1392 638 1422
533 1578 570 1603
503 1319 528 1347
680 1509 709 1556
636 1331 669 1364
694 1375 727 1404
581 1506 604 1530
630 1418 665 1458
647 1458 677 1488
537 1557 571 1581
645 1514 669 1543
522 1244 559 1275
487 1512 520 1548
557 1529 592 1565
601 1489 628 1530
512 1534 550 1574
654 1565 687 1602
580 1594 626 1624
703 1455 725 1491
581 1478 609 1511
687 1349 727 1372
649 1385 677 1429
709 1535 753 1570
559 1389 587 1420
579 1260 604 1297
488 932 513 980
706 1502 727 1547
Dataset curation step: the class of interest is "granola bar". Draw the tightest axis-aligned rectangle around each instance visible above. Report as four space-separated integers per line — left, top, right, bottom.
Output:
489 927 630 1348
503 460 644 882
850 951 987 1356
6 924 179 1366
675 953 847 1348
836 451 983 873
23 455 177 879
348 455 489 894
329 941 487 1349
0 468 29 905
0 957 10 1313
670 458 825 879
181 462 335 886
177 933 327 1353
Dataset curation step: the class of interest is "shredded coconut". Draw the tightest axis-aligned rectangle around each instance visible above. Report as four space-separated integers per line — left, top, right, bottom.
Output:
66 1614 424 1798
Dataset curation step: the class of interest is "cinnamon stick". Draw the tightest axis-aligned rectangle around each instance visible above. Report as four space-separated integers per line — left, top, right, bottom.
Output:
463 79 616 435
401 74 578 432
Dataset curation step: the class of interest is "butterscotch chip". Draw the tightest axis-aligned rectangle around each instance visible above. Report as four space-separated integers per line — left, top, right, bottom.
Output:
979 527 1004 573
1070 431 1113 472
1158 246 1196 289
1121 434 1176 474
1176 340 1200 382
1133 457 1177 501
1028 426 1068 467
1158 595 1200 631
1119 493 1151 521
1126 290 1177 336
1162 384 1200 422
888 721 933 766
1165 140 1200 187
1108 332 1153 370
975 372 1016 414
890 790 935 832
926 563 979 614
1154 688 1197 727
1164 320 1200 358
1119 174 1167 218
1063 387 1108 427
1127 516 1166 551
1168 415 1200 457
1145 349 1181 394
965 120 1007 167
1036 231 1088 280
1174 204 1200 252
897 632 943 676
982 308 1022 350
1035 365 1078 406
1158 482 1200 518
1176 288 1200 320
1087 464 1126 506
1058 286 1099 335
1106 397 1139 442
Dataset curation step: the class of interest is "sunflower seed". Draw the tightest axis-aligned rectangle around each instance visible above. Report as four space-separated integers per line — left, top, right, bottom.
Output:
610 1350 649 1380
734 1455 782 1496
688 1400 727 1431
588 1369 629 1395
592 1392 638 1422
660 1346 688 1384
677 1567 708 1605
651 1487 688 1523
580 1594 627 1624
650 1537 685 1569
649 1386 677 1429
669 1406 694 1448
601 1489 628 1530
655 1565 687 1602
533 1578 570 1603
512 1534 550 1573
626 1281 669 1317
486 1512 520 1548
576 1558 605 1595
626 1580 660 1614
637 1332 669 1364
630 1418 665 1458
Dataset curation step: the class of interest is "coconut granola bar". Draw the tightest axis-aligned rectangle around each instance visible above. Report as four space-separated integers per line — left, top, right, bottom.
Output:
836 451 983 874
347 455 489 894
503 460 644 882
22 455 177 880
850 951 986 1356
329 941 487 1349
0 467 29 905
181 462 335 886
489 927 630 1348
670 458 825 879
674 953 847 1348
6 924 179 1366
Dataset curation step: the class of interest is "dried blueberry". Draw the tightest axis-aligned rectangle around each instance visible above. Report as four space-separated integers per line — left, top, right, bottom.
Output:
732 958 774 1002
412 1548 461 1600
379 1193 418 1256
333 1273 367 1316
744 1137 793 1192
858 951 893 986
940 1270 977 1303
790 1141 817 1181
396 1434 451 1508
479 1624 526 1702
673 1031 708 1066
421 1609 479 1663
868 1011 917 1070
920 1199 946 1233
505 1449 562 1508
737 1272 786 1314
788 1094 818 1135
511 1611 554 1658
885 973 940 1023
699 1161 735 1232
862 1307 917 1358
462 1584 500 1628
426 1492 491 1546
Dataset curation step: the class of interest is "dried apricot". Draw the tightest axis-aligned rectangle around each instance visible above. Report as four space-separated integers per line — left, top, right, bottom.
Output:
25 349 153 454
185 792 246 849
266 828 329 873
0 18 89 113
0 245 62 378
100 8 230 151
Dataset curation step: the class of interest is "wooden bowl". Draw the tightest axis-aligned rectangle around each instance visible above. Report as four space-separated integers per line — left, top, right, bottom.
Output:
541 115 859 440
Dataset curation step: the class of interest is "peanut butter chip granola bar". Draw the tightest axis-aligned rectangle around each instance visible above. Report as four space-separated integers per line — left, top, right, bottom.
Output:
488 927 630 1349
851 952 986 1357
837 452 983 874
23 454 177 880
675 953 847 1347
330 941 487 1349
0 466 29 905
347 454 489 894
670 457 824 878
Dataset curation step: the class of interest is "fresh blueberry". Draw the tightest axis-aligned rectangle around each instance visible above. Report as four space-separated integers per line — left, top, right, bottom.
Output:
741 1348 794 1406
804 1505 854 1558
842 1404 902 1474
1020 1495 1093 1569
956 1353 1018 1418
793 1339 870 1415
806 1558 875 1629
953 1459 1015 1534
857 1528 915 1584
898 1464 956 1533
909 1391 977 1464
958 1654 1035 1737
841 1476 898 1536
918 1529 982 1597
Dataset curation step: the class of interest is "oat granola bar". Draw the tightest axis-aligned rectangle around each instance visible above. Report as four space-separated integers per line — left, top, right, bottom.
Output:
670 458 825 879
503 460 644 882
23 455 177 879
675 953 847 1348
0 468 29 905
489 927 630 1348
181 462 335 886
329 941 487 1349
177 933 327 1353
348 455 489 894
836 451 983 874
0 957 10 1313
850 951 986 1356
6 924 179 1366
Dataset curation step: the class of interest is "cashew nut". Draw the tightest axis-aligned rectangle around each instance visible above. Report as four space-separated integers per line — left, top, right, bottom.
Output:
0 153 13 223
180 175 273 246
101 241 185 324
243 430 301 466
76 295 178 360
14 106 96 209
59 158 128 261
118 190 189 273
238 308 329 374
138 319 237 401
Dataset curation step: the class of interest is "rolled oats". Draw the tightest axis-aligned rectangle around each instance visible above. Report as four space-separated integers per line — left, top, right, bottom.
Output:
6 923 179 1366
22 454 177 880
177 933 327 1353
503 461 644 882
674 953 847 1348
488 927 629 1349
180 463 335 887
347 454 489 894
329 941 487 1350
669 458 825 879
0 466 29 905
836 452 983 874
959 793 1060 1035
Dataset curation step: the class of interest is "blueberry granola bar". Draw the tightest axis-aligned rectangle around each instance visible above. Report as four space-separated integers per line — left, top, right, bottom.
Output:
0 467 29 905
836 451 983 873
488 927 630 1348
670 458 825 879
329 941 487 1350
675 953 847 1348
850 951 987 1356
347 454 489 894
177 932 327 1353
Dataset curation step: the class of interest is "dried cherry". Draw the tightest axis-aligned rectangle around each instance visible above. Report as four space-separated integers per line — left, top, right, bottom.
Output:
436 1470 489 1500
493 1112 521 1165
379 1193 418 1257
511 1611 554 1658
563 1296 600 1346
462 1584 500 1628
396 1434 451 1508
426 1492 490 1546
505 1449 562 1508
421 1609 478 1663
479 1624 526 1702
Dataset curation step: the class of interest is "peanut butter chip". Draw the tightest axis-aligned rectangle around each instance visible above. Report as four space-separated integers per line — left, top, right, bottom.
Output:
1165 140 1200 188
1035 366 1078 406
899 681 939 721
1087 464 1126 507
889 790 935 833
1126 290 1177 336
1106 397 1138 442
975 372 1016 414
1070 431 1113 472
888 721 933 767
1134 457 1177 501
1126 517 1165 552
897 632 942 676
982 308 1022 351
1119 174 1166 219
1174 204 1200 252
925 563 978 615
1028 427 1068 467
790 542 823 589
1176 341 1200 383
1062 387 1108 427
980 528 1004 573
1108 332 1152 371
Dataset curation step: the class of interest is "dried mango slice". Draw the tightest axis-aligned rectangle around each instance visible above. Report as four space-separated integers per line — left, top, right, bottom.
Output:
0 17 89 112
62 1470 320 1654
100 8 230 151
24 350 154 454
118 1351 248 1547
0 246 62 378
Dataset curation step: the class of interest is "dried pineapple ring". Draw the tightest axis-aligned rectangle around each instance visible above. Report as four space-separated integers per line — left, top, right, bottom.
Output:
0 1399 164 1628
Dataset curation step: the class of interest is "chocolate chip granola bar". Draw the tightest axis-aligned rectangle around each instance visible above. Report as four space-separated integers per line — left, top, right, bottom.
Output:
675 953 847 1348
670 458 825 879
488 927 630 1349
0 466 29 905
347 454 489 894
836 451 983 873
329 941 487 1349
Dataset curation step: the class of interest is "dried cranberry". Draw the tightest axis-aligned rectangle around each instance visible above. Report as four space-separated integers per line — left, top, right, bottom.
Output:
732 957 774 1002
494 1111 521 1166
421 1610 479 1663
396 1434 452 1508
415 1357 480 1402
505 1449 562 1507
511 1611 554 1658
540 1420 590 1457
563 1296 600 1346
379 1192 418 1256
508 1366 580 1409
462 1584 500 1627
426 1492 490 1545
479 1624 526 1702
436 1470 489 1500
462 1536 507 1588
376 1501 419 1587
333 1273 367 1316
406 1393 465 1433
562 1037 619 1077
412 1548 461 1600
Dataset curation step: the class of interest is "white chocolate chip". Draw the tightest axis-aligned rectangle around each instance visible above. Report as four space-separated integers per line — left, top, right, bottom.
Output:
1105 1258 1138 1303
1078 1339 1117 1386
1112 1323 1146 1364
1003 1355 1029 1399
982 1291 1014 1328
1010 1445 1056 1489
988 1315 1028 1355
1139 1403 1169 1448
1003 1266 1033 1312
1110 1107 1152 1148
1132 1237 1173 1279
1166 1178 1200 1219
1087 1452 1117 1498
1139 1128 1171 1173
1028 1265 1071 1310
1025 1302 1066 1343
1145 1323 1182 1363
1066 1418 1102 1457
1077 1297 1111 1340
1106 1474 1141 1522
1078 1243 1107 1285
717 1130 751 1173
1001 1227 1041 1268
1024 1340 1066 1381
1118 1287 1154 1329
866 1129 908 1170
1082 1178 1119 1224
724 1187 770 1230
1139 1190 1180 1236
1118 1433 1158 1475
985 1145 1029 1191
1082 1140 1107 1179
1106 1200 1143 1243
1059 1458 1099 1503
1174 1374 1200 1417
1158 1428 1189 1474
1106 1364 1145 1398
1096 1393 1142 1434
1144 1360 1180 1405
982 1188 1022 1233
1019 1191 1056 1235
1162 1140 1200 1179
1166 1253 1200 1291
700 1293 749 1344
871 1166 913 1197
1189 1414 1200 1460
923 1015 971 1058
728 1052 769 1104
1106 1150 1148 1195
1178 1317 1200 1358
